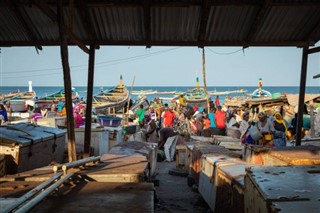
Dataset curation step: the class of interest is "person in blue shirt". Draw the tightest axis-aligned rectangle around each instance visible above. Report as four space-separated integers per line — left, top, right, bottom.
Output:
208 107 216 128
0 104 8 125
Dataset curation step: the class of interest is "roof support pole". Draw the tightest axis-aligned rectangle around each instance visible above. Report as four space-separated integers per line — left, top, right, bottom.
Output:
295 46 309 146
84 45 95 154
57 0 77 161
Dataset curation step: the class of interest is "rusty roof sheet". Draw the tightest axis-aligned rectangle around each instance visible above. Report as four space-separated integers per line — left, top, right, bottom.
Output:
0 0 320 47
286 94 320 106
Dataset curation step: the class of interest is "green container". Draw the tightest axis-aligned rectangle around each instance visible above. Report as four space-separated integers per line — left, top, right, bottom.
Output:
272 92 281 99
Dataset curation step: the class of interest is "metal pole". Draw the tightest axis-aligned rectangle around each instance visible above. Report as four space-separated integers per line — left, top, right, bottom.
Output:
1 173 63 213
15 174 73 213
53 156 100 172
295 46 309 146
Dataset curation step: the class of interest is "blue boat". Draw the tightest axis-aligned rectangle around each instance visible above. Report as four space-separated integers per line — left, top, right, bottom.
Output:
251 89 272 98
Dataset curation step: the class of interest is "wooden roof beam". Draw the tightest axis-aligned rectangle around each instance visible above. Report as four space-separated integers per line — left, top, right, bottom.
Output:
1 40 314 47
198 0 211 48
144 0 151 48
5 0 42 50
308 46 320 54
244 0 271 47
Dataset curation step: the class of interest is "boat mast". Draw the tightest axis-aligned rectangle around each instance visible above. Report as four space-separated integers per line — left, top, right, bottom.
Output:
202 48 210 111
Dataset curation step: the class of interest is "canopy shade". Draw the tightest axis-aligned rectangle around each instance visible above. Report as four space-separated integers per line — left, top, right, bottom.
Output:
0 0 320 48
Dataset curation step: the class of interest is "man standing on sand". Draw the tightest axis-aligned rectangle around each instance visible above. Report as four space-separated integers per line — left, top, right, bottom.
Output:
215 96 220 107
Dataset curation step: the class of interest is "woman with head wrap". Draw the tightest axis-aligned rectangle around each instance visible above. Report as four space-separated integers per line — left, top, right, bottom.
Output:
226 109 241 138
257 112 275 147
273 112 287 147
239 111 253 144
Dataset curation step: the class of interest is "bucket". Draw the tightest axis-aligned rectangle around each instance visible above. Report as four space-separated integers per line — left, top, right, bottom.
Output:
249 126 261 141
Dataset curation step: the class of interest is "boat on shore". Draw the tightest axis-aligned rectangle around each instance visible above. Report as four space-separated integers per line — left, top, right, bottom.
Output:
37 88 79 102
251 88 272 98
251 78 271 98
93 76 129 115
184 88 210 108
7 91 37 112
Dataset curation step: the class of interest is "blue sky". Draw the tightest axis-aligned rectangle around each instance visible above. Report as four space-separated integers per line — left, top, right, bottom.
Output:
0 45 319 87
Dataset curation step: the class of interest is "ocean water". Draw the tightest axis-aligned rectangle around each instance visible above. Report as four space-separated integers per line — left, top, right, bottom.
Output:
1 86 319 104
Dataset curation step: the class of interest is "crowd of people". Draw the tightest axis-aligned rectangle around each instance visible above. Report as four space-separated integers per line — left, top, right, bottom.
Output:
132 95 320 162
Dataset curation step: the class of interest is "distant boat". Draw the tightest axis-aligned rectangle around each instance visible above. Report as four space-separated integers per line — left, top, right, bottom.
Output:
181 76 210 108
251 78 272 98
93 76 129 115
251 89 272 98
8 91 37 112
132 90 157 95
37 88 79 102
4 82 37 112
184 88 210 108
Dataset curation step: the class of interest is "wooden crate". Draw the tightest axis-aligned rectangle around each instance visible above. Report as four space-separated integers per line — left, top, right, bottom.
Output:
108 141 157 178
244 166 320 213
175 144 186 168
215 163 256 213
0 123 66 174
243 144 270 165
191 144 241 184
0 181 155 213
198 154 244 211
244 145 320 166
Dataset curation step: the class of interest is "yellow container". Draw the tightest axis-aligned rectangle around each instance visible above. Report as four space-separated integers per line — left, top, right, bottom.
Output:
264 134 272 140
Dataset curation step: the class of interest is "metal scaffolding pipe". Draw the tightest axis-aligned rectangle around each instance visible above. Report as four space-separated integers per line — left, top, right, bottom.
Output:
15 173 73 213
53 156 101 172
1 173 63 213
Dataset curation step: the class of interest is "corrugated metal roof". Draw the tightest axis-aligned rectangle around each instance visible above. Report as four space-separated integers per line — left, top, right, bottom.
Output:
0 0 320 47
286 94 320 106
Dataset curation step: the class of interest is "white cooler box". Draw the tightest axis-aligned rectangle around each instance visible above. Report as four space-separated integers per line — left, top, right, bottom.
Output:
0 123 66 174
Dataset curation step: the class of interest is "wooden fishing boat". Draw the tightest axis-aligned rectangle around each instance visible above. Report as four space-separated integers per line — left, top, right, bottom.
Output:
37 88 79 102
93 85 129 115
8 91 37 112
132 89 157 95
184 88 210 108
250 88 272 98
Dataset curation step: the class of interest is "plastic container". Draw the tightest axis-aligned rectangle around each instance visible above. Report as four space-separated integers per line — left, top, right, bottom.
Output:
249 126 261 141
124 125 137 135
98 116 122 127
271 92 281 99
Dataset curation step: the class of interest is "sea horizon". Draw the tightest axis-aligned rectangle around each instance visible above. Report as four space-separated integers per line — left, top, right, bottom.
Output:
1 86 319 103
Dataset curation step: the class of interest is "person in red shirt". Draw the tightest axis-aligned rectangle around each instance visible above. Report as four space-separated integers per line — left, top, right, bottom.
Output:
215 96 220 107
163 106 175 127
214 105 226 130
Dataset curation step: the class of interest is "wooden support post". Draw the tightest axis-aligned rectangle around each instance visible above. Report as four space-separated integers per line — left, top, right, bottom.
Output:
295 46 309 146
84 45 95 154
57 0 76 161
202 48 210 111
